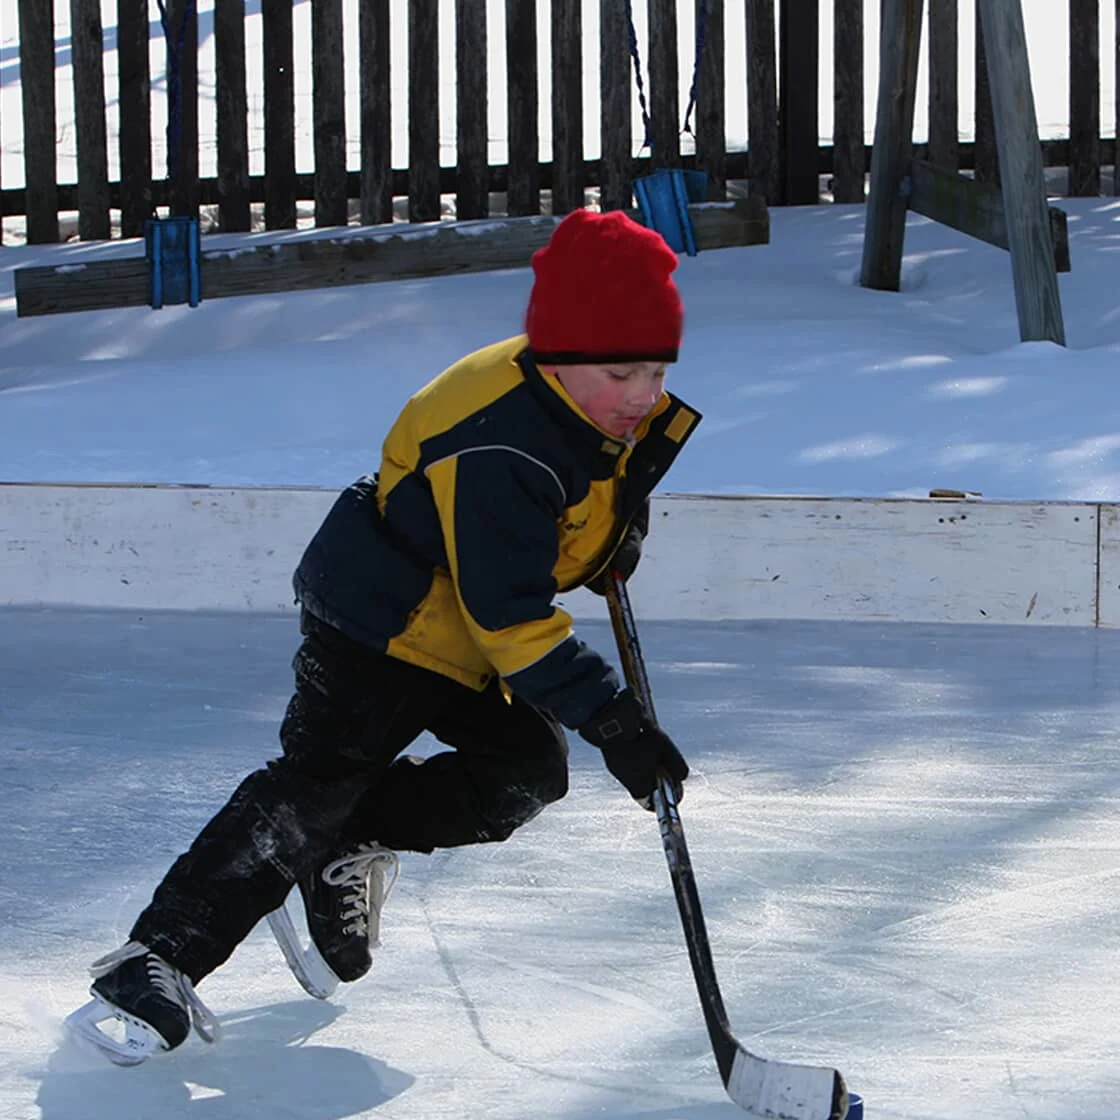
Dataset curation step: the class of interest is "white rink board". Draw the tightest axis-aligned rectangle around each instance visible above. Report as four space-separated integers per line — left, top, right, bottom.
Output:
0 483 1108 626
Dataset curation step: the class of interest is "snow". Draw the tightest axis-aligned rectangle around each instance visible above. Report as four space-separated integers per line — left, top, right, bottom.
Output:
3 4 1120 1117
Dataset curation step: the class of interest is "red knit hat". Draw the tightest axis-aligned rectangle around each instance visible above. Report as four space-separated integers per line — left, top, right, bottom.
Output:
525 209 683 364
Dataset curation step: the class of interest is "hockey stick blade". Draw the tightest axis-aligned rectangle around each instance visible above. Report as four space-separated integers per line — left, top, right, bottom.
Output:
606 576 849 1120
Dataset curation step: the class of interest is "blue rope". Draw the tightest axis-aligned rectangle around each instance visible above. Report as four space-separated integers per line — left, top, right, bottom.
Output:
682 0 712 137
625 0 654 153
154 0 196 191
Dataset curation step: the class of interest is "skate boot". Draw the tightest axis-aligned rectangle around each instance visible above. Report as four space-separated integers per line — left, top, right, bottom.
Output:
66 941 219 1065
268 842 400 999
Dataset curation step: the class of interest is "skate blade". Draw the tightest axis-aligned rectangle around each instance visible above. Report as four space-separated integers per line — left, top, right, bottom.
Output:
65 996 167 1066
266 895 340 1000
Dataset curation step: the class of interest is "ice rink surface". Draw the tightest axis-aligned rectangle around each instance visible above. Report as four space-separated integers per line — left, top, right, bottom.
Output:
2 608 1119 1119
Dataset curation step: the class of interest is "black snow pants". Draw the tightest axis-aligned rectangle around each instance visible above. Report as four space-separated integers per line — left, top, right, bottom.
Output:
130 611 569 983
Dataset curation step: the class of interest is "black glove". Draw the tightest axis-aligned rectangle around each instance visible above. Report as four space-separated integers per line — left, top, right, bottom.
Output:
586 522 644 596
578 689 689 808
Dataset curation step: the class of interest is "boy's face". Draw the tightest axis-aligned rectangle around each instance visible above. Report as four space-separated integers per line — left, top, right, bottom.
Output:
547 361 667 438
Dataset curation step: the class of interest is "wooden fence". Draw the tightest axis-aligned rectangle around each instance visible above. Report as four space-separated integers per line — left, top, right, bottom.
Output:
4 0 1120 244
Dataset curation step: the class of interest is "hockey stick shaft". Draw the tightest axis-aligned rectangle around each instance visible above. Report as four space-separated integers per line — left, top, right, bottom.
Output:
604 575 736 1074
604 575 850 1120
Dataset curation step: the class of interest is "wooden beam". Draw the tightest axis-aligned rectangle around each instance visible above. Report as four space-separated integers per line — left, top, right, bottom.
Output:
977 0 1065 344
14 200 769 319
861 0 926 291
908 159 1070 272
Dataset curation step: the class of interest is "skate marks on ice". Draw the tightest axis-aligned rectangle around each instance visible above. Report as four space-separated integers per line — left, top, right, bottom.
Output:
39 999 412 1120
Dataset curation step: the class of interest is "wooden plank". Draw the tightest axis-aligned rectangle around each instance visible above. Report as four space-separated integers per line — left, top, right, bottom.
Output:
505 0 539 216
1068 0 1100 196
455 0 488 220
744 0 779 202
861 0 925 291
163 0 199 217
648 0 679 170
262 0 296 229
18 0 58 243
778 0 819 203
13 199 769 317
832 0 864 202
409 0 440 222
909 159 1070 272
693 0 725 200
312 0 347 227
977 0 1065 343
117 0 152 239
70 0 110 240
974 1 998 184
550 0 583 214
359 0 393 224
215 0 251 233
928 0 958 169
598 0 631 212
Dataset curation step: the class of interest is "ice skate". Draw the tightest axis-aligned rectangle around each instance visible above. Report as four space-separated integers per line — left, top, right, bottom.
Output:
268 842 399 999
65 941 219 1066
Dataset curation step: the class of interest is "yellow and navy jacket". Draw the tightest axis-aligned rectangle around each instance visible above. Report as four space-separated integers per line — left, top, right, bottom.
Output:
294 335 700 729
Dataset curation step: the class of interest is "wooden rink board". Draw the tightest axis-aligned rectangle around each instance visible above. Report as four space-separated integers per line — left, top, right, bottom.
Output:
2 483 1114 627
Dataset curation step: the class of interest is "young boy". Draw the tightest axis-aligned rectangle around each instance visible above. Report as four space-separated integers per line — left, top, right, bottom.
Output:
69 207 701 1064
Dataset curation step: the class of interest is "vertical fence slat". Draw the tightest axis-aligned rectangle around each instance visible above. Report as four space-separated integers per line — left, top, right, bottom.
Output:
117 0 151 238
928 0 958 169
1116 0 1120 196
832 0 864 201
263 0 296 229
409 0 440 221
163 0 199 217
1069 0 1100 196
745 0 779 201
506 0 539 216
456 0 488 219
599 0 631 211
70 0 110 239
312 0 347 226
974 1 998 184
649 0 679 169
360 0 392 224
215 0 250 232
779 0 819 203
18 0 57 242
694 0 726 199
551 0 584 214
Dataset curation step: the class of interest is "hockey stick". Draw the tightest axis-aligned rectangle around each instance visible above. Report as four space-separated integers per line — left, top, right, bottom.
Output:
605 575 850 1120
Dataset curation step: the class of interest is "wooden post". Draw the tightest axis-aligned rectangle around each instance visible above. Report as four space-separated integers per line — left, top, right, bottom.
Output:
693 0 726 201
976 0 1065 343
70 0 111 240
262 0 296 229
778 0 819 204
360 0 393 225
312 0 347 227
832 0 864 202
928 0 958 170
456 0 488 220
409 0 440 222
118 0 152 238
861 0 925 291
745 0 779 202
506 0 539 216
551 0 584 214
164 0 199 218
1068 0 1100 196
215 0 251 233
649 0 679 170
599 0 631 212
18 0 57 243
